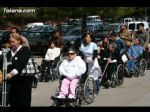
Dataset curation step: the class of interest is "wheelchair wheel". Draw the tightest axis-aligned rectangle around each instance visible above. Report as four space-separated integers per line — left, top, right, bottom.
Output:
74 86 82 107
55 60 62 79
124 66 131 78
116 64 124 86
110 72 118 88
139 59 147 76
83 77 95 104
101 74 110 89
122 63 131 78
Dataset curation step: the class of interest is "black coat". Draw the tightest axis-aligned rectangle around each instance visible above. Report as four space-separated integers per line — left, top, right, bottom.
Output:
6 46 32 107
6 46 31 84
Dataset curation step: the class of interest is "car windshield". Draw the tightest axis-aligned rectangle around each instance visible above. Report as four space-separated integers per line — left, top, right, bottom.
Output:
129 23 135 30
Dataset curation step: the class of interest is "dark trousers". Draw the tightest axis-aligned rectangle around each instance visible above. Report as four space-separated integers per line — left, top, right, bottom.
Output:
95 80 100 94
8 77 32 107
101 62 116 81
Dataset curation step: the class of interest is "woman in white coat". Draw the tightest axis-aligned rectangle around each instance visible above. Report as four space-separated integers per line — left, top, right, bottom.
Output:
57 48 86 99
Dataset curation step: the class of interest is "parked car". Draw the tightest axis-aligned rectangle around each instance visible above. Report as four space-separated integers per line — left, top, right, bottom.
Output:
0 30 11 47
63 26 82 53
24 22 44 30
127 21 149 32
56 23 74 35
108 23 121 33
86 21 104 32
93 29 109 43
20 25 55 56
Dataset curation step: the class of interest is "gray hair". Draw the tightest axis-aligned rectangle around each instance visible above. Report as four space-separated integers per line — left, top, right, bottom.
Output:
109 42 117 49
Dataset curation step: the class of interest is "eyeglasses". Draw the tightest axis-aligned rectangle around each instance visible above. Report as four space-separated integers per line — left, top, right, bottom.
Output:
67 53 75 55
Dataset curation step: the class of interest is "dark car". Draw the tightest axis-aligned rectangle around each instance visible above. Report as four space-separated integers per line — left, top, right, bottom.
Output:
20 25 55 56
62 26 82 53
56 23 74 35
93 29 109 43
0 30 11 47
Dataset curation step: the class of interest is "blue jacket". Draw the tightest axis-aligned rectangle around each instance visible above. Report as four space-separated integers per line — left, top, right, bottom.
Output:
127 45 143 59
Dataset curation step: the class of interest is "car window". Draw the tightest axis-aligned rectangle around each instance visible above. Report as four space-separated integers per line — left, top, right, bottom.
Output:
48 26 54 32
129 23 135 31
43 27 49 32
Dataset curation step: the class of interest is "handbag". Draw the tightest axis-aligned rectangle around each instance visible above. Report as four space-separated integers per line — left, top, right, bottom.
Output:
21 58 39 76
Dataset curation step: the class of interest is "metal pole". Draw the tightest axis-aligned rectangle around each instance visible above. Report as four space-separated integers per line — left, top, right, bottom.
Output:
1 48 10 107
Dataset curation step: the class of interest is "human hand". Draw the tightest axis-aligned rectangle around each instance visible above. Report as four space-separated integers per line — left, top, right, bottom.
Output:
97 55 101 59
101 48 104 50
7 73 12 80
108 58 112 62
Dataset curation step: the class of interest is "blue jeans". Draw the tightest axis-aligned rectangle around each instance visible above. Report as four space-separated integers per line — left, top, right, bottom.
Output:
127 60 136 72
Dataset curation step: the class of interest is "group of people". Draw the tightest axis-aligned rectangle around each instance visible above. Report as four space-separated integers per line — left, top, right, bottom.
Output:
54 22 150 101
0 21 150 107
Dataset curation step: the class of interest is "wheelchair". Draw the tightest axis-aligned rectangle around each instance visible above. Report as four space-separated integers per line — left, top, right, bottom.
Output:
39 54 63 82
127 55 147 77
50 76 83 107
134 56 147 77
50 74 96 107
101 61 124 89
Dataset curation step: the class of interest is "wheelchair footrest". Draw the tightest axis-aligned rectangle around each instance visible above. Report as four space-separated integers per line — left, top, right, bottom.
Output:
51 96 76 102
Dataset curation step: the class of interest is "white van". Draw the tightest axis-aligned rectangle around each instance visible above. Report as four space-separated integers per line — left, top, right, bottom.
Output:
86 15 102 22
127 21 149 32
124 18 135 24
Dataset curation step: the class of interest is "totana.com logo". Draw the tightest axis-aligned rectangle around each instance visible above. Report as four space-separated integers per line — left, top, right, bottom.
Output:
3 8 36 14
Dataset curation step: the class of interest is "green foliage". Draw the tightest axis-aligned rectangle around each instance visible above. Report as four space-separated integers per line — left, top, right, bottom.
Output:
0 7 149 25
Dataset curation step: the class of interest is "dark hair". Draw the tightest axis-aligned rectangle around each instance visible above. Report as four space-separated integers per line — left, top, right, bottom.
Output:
53 30 60 34
12 27 20 34
110 31 118 37
49 38 58 46
82 30 95 42
137 23 144 29
67 47 77 54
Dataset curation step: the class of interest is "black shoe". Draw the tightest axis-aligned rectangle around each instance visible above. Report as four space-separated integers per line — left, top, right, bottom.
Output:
32 81 38 88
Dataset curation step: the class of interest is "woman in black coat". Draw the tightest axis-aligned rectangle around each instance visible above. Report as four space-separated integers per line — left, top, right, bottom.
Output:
6 33 32 107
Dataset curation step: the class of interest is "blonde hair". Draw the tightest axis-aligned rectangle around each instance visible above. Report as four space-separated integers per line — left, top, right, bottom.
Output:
9 33 23 44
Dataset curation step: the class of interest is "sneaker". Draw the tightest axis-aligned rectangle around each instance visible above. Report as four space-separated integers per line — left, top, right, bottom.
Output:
56 94 66 99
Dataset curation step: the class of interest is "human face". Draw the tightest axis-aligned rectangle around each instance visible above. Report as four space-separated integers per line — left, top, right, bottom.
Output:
11 29 16 34
67 51 76 60
84 34 92 44
104 37 108 42
138 25 144 32
54 32 60 38
109 44 113 51
133 39 139 45
110 35 116 41
120 25 126 30
9 37 20 51
50 42 55 48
